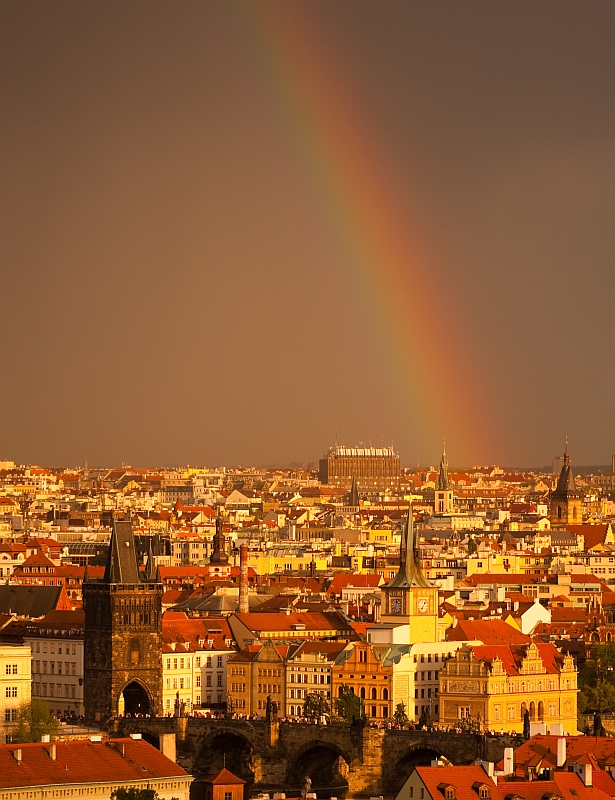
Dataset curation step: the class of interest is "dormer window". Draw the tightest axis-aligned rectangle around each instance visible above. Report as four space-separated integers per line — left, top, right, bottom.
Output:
438 784 456 800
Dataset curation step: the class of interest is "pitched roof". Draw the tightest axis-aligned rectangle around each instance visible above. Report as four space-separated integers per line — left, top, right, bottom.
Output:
0 738 188 789
0 585 70 618
203 768 245 786
498 734 615 773
447 619 531 645
503 771 611 800
415 766 503 800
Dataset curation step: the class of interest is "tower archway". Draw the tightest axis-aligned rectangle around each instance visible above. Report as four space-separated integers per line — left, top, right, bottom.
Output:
119 681 151 716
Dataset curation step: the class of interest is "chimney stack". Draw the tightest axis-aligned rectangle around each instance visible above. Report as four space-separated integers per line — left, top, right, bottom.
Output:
49 744 57 760
503 748 514 776
557 737 566 768
13 749 22 764
238 545 249 614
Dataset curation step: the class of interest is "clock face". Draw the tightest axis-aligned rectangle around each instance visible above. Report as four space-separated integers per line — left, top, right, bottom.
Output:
417 598 429 614
391 597 402 613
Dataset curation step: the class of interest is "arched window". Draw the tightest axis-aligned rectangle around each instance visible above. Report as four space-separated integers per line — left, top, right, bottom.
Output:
383 688 389 700
530 701 536 721
538 701 544 721
360 687 366 699
338 686 344 697
372 688 377 700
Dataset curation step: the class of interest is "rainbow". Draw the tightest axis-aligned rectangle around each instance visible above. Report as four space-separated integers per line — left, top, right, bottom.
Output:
234 2 491 461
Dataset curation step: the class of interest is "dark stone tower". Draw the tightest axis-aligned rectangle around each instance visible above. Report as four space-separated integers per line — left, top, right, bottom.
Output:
83 519 163 723
550 439 583 527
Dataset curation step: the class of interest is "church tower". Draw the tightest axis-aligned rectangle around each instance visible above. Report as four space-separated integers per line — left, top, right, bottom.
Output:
380 505 438 642
83 519 163 723
550 439 583 527
435 444 454 514
207 515 231 579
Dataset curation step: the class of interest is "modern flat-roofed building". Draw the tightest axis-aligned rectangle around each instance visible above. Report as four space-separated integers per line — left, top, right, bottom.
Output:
319 445 401 491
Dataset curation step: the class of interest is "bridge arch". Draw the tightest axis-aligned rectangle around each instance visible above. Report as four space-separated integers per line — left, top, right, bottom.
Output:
385 743 453 796
288 739 352 798
195 728 255 785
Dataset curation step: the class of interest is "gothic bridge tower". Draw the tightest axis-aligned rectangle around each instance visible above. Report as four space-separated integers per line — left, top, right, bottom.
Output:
83 519 163 723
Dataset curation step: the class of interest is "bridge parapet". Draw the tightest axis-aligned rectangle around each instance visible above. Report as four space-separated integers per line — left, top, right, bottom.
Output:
114 717 523 798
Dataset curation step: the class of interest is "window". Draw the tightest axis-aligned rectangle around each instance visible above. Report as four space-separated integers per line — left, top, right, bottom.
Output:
217 675 223 687
196 675 201 687
218 656 223 667
224 793 232 800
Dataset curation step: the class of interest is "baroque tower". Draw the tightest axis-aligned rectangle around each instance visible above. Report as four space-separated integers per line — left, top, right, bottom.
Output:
435 444 454 514
83 519 163 723
550 439 583 527
380 505 438 642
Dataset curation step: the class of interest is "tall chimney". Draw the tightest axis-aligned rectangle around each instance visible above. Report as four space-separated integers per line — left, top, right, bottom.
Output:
49 744 57 760
238 545 249 614
503 748 514 776
557 737 567 768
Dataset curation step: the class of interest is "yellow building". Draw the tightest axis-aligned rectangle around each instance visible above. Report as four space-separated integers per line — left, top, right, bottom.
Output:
0 645 31 743
438 642 578 734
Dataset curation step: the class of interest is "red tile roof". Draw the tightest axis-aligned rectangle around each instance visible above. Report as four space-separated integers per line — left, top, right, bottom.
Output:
447 619 531 645
204 768 246 785
502 771 612 800
0 738 188 789
415 766 503 800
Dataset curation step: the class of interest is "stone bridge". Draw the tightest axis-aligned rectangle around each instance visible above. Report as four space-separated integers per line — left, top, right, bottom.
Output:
114 717 522 799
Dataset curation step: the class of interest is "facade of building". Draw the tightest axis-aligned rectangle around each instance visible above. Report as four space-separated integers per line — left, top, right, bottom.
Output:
319 445 401 491
83 520 163 722
0 645 31 743
438 642 578 734
23 610 85 719
226 639 287 716
332 640 392 720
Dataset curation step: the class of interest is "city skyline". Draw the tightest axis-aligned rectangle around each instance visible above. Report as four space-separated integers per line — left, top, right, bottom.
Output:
1 1 613 467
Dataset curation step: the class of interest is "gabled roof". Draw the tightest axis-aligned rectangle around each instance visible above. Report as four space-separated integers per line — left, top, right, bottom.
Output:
203 768 245 786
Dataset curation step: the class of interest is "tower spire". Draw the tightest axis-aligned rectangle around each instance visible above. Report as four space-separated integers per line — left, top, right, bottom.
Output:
436 442 451 492
386 504 434 589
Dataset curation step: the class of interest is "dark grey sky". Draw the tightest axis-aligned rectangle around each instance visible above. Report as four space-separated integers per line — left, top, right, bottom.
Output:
1 0 613 469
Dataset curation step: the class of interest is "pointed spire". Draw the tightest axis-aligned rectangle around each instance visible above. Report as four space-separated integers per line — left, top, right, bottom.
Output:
436 442 452 491
554 438 579 498
103 518 141 583
385 503 435 589
145 537 157 581
348 476 360 508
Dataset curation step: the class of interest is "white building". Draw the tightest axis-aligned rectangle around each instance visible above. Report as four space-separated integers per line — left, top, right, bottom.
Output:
23 610 85 719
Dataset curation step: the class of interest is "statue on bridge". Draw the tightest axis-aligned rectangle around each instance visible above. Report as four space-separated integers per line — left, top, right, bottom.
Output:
266 695 278 721
594 711 606 737
301 775 312 798
523 709 530 739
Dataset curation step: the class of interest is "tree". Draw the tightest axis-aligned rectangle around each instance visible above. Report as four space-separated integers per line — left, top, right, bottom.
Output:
13 700 59 743
111 791 157 800
303 692 330 722
393 702 409 727
334 684 366 723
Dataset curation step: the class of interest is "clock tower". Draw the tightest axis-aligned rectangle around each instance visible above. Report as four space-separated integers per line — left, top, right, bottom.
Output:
380 504 438 642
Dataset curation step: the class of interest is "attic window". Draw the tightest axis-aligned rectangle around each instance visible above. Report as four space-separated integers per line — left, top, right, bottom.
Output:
438 784 456 800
